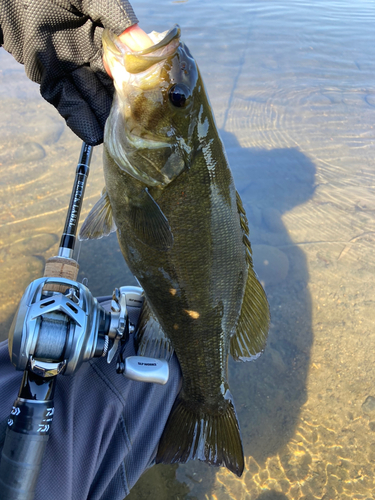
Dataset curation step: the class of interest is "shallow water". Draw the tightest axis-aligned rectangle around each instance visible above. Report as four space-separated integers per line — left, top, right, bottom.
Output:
1 0 375 498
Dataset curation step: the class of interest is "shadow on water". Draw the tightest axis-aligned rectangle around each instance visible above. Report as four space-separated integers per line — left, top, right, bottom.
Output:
221 130 316 465
76 232 138 297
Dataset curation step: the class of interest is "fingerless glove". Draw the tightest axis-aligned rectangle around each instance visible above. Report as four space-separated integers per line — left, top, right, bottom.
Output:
0 0 138 145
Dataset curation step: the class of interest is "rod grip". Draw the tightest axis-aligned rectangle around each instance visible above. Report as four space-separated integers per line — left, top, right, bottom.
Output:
43 256 79 292
0 397 54 500
0 428 49 500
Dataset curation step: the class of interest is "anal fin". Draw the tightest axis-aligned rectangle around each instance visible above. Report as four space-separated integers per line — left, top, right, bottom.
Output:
136 298 174 361
231 190 270 361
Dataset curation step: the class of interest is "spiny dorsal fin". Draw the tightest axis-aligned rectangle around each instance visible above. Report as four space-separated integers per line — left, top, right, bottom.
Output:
79 189 117 240
130 188 173 251
236 190 247 217
136 297 174 361
236 191 253 264
231 191 270 361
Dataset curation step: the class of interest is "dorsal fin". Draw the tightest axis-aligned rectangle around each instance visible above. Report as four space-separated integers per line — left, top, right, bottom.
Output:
230 191 270 361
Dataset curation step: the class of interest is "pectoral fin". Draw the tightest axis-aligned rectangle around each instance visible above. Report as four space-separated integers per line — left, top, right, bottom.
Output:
136 298 174 361
130 188 173 251
79 189 117 240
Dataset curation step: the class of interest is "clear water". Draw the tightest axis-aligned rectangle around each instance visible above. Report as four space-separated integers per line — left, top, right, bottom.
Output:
1 0 375 498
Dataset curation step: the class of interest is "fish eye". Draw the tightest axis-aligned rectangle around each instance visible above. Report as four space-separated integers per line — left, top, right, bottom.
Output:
169 84 190 108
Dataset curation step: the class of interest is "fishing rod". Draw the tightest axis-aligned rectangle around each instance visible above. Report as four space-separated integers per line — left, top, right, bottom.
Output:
0 143 169 500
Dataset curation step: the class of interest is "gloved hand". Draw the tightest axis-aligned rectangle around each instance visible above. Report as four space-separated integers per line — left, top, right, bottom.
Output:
0 0 138 145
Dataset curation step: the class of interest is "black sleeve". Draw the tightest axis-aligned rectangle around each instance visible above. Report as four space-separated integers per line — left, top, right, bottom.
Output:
0 0 138 145
0 337 182 500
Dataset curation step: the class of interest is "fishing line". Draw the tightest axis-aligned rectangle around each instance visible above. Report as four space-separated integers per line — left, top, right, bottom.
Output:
75 238 82 265
222 19 254 131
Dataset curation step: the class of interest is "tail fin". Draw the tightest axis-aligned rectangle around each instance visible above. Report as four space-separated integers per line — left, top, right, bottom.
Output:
156 393 244 477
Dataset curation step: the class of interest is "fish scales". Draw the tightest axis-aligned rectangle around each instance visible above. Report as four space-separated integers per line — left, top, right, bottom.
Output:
106 141 243 404
80 24 270 477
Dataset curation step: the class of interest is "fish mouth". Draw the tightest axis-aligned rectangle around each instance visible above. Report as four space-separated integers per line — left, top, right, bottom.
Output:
125 126 171 150
124 116 174 146
103 25 181 75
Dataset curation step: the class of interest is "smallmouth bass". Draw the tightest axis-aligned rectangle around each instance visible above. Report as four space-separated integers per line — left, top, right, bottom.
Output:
80 25 270 477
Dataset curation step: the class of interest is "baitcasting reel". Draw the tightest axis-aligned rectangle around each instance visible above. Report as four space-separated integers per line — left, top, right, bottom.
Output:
8 277 169 384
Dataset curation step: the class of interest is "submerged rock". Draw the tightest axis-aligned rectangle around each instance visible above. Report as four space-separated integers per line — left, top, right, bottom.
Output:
362 396 375 415
13 142 45 163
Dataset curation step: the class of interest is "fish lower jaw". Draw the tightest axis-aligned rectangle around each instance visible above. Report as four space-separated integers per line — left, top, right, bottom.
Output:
124 121 171 148
126 131 171 149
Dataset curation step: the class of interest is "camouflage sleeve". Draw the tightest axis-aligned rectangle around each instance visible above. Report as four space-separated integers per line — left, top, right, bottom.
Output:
0 297 182 499
0 0 139 145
